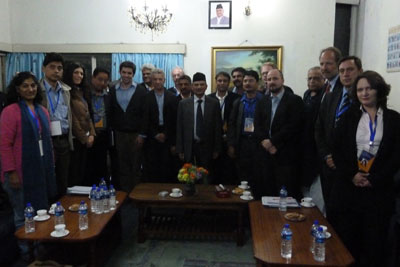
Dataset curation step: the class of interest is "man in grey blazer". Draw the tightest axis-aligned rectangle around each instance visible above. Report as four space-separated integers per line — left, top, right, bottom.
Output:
176 72 222 184
210 4 230 26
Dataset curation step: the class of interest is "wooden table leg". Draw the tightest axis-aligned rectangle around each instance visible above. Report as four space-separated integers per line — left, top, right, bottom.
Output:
137 207 146 243
237 208 244 246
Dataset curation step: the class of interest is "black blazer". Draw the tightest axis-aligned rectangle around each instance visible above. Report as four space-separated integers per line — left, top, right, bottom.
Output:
176 96 222 162
227 98 245 149
208 91 240 131
141 89 178 146
254 90 304 164
314 79 344 160
109 83 148 132
331 105 400 211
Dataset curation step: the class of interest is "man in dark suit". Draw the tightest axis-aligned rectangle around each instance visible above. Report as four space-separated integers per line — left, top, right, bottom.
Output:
227 70 263 192
230 67 245 95
319 47 342 99
315 56 363 218
176 75 192 101
168 66 184 96
176 72 222 184
141 69 178 182
254 69 304 198
109 61 147 192
209 71 240 184
260 62 294 95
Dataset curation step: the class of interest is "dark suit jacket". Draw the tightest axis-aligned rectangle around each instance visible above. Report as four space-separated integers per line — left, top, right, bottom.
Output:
254 90 304 164
139 82 151 91
314 79 344 160
176 96 222 162
227 98 245 149
208 91 240 131
141 89 178 146
109 83 147 132
331 105 400 211
168 86 178 96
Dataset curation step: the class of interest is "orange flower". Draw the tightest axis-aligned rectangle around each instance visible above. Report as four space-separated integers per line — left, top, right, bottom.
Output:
183 163 192 169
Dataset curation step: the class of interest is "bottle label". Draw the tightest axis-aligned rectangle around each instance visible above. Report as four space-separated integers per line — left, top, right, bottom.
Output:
79 209 88 215
25 212 33 218
55 211 63 217
316 237 325 243
281 234 292 241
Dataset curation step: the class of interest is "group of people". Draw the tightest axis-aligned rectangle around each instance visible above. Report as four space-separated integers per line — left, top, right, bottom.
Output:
0 48 399 266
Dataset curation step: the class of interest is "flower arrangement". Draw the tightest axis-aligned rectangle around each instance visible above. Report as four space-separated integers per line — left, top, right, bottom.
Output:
177 163 208 184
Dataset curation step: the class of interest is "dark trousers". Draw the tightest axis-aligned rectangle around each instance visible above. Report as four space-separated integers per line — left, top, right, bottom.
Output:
69 139 88 187
86 130 110 186
191 141 212 184
143 138 174 183
52 135 70 197
237 137 257 188
114 131 141 193
213 140 238 185
320 164 336 219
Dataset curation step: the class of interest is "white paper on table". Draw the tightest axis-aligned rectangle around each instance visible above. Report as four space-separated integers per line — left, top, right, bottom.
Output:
262 196 300 208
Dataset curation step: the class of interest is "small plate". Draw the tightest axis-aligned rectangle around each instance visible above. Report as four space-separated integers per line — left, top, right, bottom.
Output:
240 195 254 201
68 204 79 212
325 232 331 239
50 229 70 238
284 212 306 222
238 185 250 190
34 215 50 222
300 202 315 208
169 192 183 198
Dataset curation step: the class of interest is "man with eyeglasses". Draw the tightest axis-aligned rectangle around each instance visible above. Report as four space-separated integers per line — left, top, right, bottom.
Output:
39 52 73 197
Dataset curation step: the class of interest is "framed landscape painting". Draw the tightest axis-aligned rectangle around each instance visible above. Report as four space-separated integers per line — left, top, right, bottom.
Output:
211 46 283 91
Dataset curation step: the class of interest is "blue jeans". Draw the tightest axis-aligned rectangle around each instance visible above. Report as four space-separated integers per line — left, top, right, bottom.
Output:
2 173 25 230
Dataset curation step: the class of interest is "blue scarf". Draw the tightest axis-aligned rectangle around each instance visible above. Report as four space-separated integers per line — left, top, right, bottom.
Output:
19 101 57 210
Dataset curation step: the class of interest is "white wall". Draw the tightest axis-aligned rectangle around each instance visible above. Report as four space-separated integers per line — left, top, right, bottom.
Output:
8 0 336 95
0 0 11 50
356 0 400 111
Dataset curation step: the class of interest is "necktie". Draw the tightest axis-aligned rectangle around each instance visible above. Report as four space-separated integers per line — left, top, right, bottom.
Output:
338 91 349 114
196 99 204 140
325 82 331 94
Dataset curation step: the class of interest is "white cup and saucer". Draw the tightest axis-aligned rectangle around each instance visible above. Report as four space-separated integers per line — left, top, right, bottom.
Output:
320 224 331 239
169 188 183 198
48 203 56 215
300 197 315 208
34 209 50 221
238 181 250 190
240 190 254 201
50 224 70 238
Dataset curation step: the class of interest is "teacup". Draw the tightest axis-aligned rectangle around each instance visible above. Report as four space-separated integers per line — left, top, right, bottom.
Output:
301 197 313 206
242 191 251 198
55 224 66 234
37 209 47 217
171 188 182 195
320 225 328 233
240 181 248 188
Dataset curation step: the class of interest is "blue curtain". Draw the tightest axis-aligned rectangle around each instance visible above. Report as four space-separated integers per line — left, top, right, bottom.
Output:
111 53 184 89
5 53 45 86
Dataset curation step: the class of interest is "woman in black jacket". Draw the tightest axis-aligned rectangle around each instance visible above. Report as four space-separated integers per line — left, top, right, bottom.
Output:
331 71 400 267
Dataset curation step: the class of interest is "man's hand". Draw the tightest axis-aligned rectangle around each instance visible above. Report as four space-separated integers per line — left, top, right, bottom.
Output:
178 153 184 161
136 136 145 147
352 172 371 187
261 139 272 151
170 146 176 155
86 135 95 148
8 171 21 189
155 133 166 143
269 145 277 155
325 154 336 169
227 146 235 158
212 152 219 159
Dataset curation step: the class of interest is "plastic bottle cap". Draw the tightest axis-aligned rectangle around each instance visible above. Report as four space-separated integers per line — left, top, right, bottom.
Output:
284 224 290 228
314 220 319 225
27 202 31 206
56 202 61 205
80 200 85 204
318 227 323 232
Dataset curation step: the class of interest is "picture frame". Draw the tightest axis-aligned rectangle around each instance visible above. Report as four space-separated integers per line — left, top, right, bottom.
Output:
208 1 232 29
211 46 283 91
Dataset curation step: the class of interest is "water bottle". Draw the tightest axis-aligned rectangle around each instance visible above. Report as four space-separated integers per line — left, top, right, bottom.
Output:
310 220 320 253
109 184 116 210
281 224 292 259
54 202 65 226
95 187 103 214
99 177 106 187
103 185 110 213
24 203 35 233
279 186 288 212
90 185 97 213
78 201 89 230
314 227 326 262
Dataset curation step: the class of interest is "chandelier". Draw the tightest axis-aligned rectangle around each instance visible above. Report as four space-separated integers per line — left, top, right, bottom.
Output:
128 1 173 40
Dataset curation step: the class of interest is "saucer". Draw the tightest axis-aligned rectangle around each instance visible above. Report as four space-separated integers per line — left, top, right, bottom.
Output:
240 195 253 201
34 215 50 222
300 202 315 208
238 185 250 190
50 229 70 238
325 231 331 239
169 192 183 198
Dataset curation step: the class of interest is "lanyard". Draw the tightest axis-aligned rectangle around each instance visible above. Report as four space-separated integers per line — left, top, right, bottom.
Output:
93 96 103 112
47 89 61 114
22 101 41 137
369 114 378 146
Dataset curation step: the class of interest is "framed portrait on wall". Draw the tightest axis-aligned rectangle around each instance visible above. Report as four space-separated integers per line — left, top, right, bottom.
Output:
208 1 232 29
211 46 283 91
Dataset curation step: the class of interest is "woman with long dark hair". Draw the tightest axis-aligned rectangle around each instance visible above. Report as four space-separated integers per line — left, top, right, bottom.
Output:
0 72 56 229
332 71 400 267
63 62 95 186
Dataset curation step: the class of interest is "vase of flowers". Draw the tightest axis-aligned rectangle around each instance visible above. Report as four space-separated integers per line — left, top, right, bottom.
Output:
177 163 208 196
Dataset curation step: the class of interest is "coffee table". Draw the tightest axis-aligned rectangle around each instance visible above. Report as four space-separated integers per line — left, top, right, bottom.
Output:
129 183 250 246
15 191 127 267
249 201 354 266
